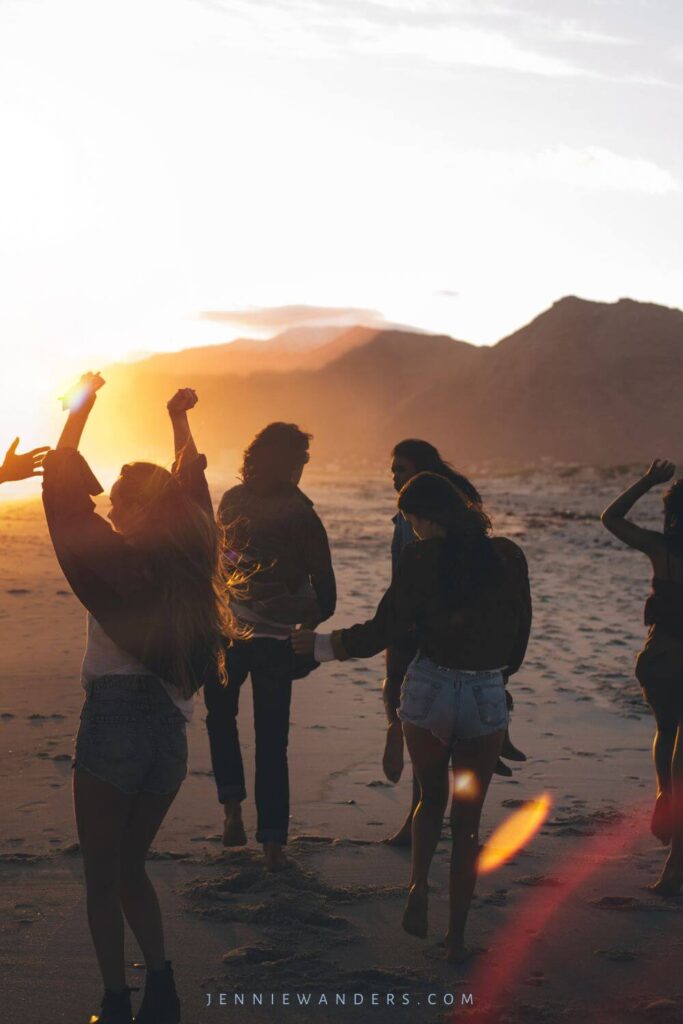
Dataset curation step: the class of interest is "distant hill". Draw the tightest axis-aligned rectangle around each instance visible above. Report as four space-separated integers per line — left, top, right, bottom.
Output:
89 297 683 469
130 325 376 376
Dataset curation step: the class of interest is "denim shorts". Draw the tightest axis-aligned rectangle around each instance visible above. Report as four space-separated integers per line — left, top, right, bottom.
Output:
398 654 508 746
74 675 188 796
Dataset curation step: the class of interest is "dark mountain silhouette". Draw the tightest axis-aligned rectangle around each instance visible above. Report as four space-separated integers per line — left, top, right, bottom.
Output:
130 325 375 376
89 297 683 469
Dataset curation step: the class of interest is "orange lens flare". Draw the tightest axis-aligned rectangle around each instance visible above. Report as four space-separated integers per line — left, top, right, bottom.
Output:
452 770 480 799
478 794 552 875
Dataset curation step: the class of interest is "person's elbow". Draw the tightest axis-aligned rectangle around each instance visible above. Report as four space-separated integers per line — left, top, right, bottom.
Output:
600 508 616 529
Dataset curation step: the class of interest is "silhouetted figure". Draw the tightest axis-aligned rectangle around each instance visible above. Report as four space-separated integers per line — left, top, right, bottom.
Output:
204 422 336 872
602 459 683 895
383 439 525 847
43 375 234 1024
0 436 49 483
293 472 531 962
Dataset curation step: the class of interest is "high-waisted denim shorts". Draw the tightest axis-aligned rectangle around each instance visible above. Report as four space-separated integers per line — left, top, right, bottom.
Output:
74 674 188 796
398 654 508 746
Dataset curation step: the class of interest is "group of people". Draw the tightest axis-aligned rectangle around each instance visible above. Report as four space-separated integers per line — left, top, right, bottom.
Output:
1 370 681 1024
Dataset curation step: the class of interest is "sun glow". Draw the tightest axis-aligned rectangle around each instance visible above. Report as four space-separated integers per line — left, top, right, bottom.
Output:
478 795 552 875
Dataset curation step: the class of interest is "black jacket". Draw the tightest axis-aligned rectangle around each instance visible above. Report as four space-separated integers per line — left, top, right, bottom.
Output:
218 482 336 627
42 446 219 692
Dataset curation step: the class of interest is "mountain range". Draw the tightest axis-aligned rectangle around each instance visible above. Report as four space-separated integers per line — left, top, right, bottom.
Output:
90 296 683 469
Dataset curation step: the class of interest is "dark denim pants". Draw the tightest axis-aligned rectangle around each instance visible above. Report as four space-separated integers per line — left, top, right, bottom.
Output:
204 638 294 845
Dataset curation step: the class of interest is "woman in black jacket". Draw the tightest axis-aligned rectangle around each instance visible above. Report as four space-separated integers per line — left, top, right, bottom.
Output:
43 374 236 1024
294 473 531 963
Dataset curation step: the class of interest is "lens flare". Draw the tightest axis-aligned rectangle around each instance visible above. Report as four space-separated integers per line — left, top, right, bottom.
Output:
478 794 552 875
452 770 480 799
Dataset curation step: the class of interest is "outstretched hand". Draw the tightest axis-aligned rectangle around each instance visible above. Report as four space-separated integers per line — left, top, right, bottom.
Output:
0 438 50 483
60 372 105 414
291 628 316 656
167 388 198 416
644 459 676 487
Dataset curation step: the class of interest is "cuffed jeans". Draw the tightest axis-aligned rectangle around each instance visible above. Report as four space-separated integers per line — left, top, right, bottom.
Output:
204 638 293 845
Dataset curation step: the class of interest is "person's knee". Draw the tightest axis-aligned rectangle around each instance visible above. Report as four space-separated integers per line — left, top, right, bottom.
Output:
83 857 121 897
120 854 147 890
419 783 448 808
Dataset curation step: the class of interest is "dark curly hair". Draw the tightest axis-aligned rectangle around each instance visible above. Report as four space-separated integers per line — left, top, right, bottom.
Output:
392 439 481 506
397 471 499 608
241 422 312 490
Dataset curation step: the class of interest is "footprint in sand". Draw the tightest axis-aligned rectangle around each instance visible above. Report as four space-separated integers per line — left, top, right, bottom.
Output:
594 948 639 962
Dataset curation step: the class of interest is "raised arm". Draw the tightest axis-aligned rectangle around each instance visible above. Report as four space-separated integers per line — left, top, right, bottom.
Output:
167 389 214 519
167 388 199 462
600 459 674 554
56 372 105 451
0 438 50 484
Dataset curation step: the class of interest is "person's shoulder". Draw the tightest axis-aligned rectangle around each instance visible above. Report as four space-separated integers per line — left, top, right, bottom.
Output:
220 483 245 503
492 536 528 564
218 483 246 516
294 486 314 508
398 538 441 571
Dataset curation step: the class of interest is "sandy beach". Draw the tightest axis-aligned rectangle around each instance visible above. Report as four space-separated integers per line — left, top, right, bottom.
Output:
1 468 682 1024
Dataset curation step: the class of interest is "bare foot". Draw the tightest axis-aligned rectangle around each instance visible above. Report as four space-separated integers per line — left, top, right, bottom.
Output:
263 841 289 872
445 943 485 965
222 803 247 847
383 722 404 783
383 815 413 847
648 856 683 897
402 884 428 938
493 758 513 777
650 792 672 845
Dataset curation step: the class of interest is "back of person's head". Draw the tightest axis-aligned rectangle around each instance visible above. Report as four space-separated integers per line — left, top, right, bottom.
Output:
663 479 683 554
111 460 238 697
241 423 312 491
397 471 497 606
392 439 481 505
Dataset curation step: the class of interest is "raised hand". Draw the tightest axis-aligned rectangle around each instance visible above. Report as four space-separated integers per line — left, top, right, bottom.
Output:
644 459 676 487
167 388 198 417
60 372 105 414
0 438 50 483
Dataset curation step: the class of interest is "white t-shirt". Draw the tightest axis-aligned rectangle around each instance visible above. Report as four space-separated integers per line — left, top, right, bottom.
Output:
81 614 194 723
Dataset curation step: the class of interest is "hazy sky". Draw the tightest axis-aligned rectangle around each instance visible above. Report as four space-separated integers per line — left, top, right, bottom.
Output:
1 0 682 451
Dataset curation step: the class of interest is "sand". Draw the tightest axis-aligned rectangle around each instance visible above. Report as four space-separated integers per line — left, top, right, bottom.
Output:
1 467 682 1024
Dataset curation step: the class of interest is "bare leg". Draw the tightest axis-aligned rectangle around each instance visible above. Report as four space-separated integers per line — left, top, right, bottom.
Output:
73 769 132 992
384 773 421 847
644 692 677 845
651 713 676 845
447 729 505 963
119 788 180 969
651 721 683 894
401 722 451 938
223 798 247 847
263 841 289 872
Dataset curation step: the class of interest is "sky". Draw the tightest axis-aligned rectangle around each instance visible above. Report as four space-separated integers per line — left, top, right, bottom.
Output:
1 0 682 464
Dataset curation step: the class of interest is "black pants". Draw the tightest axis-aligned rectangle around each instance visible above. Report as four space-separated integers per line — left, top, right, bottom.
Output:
204 638 293 845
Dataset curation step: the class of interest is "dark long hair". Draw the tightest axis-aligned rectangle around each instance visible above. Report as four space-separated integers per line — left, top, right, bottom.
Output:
392 439 481 505
397 472 499 608
663 479 683 556
241 422 312 491
115 461 241 698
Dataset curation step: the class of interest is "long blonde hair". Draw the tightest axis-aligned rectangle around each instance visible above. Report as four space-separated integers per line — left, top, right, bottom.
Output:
116 461 243 697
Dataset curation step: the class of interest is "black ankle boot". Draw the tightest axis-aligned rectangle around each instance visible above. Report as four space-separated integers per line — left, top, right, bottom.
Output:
88 986 133 1024
134 961 180 1024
